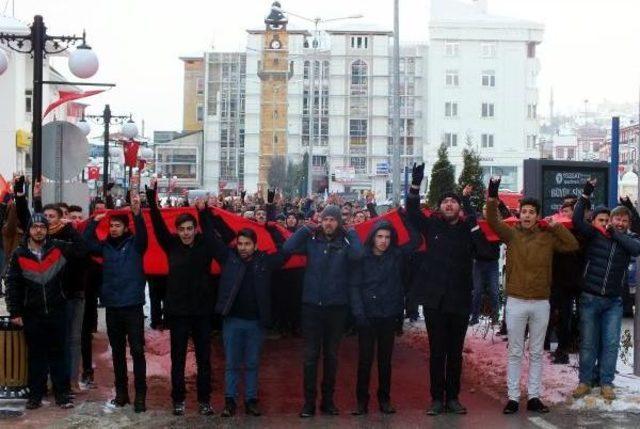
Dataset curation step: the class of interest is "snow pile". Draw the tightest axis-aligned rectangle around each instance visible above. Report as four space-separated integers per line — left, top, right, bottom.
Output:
401 318 640 412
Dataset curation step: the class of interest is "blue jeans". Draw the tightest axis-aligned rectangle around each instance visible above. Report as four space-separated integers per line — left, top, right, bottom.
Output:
65 298 85 385
471 259 500 320
223 317 264 400
578 293 623 386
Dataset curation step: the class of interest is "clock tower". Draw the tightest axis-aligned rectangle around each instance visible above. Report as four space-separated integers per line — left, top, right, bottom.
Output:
257 2 293 190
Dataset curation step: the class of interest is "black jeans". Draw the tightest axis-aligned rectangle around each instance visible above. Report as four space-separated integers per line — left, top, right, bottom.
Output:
356 317 396 404
23 309 69 401
301 304 347 404
147 276 167 328
169 314 212 403
423 309 468 402
105 305 146 396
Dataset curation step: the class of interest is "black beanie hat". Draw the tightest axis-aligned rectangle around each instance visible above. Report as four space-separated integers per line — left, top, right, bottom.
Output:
437 192 461 206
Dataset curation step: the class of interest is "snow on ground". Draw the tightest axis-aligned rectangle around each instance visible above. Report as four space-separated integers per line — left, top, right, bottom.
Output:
400 316 640 413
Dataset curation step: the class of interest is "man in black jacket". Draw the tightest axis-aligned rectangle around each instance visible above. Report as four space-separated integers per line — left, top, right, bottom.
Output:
572 180 640 401
6 213 86 409
146 180 216 416
349 219 419 415
204 206 289 417
406 163 489 416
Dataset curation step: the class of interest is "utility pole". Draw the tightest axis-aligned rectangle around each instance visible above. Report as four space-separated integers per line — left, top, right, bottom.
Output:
391 0 402 206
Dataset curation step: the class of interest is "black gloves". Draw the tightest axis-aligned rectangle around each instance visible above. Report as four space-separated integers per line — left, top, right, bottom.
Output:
144 182 157 208
240 191 246 201
582 180 595 198
619 196 635 211
411 163 425 187
267 189 275 204
487 177 501 198
14 176 25 195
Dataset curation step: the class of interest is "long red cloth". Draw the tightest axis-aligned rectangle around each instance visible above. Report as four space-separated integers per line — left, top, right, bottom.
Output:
82 207 574 275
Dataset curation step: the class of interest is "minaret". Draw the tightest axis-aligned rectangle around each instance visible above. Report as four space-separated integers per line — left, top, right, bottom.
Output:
257 1 293 191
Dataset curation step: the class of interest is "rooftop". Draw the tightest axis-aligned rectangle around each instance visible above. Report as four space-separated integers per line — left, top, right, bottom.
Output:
430 0 543 31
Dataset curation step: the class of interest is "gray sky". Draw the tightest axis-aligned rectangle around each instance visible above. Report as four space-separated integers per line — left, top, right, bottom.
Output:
7 0 640 137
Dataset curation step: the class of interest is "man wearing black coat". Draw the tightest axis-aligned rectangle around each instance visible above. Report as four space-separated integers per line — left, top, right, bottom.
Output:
349 218 419 415
406 163 489 416
146 181 216 416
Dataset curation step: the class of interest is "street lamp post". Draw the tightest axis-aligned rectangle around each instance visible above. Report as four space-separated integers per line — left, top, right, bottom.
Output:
80 106 137 199
0 15 99 189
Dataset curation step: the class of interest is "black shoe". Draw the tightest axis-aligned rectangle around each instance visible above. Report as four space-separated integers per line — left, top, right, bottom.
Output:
81 370 95 386
503 400 519 414
134 396 146 413
351 401 368 415
299 402 315 418
379 402 396 414
173 401 186 416
527 398 549 413
26 399 42 410
221 397 237 417
110 394 130 407
56 396 75 409
426 400 444 416
445 399 467 414
199 402 215 416
245 399 261 416
320 401 340 415
552 351 569 365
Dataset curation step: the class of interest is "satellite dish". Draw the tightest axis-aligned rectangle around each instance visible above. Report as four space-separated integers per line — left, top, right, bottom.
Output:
42 121 88 181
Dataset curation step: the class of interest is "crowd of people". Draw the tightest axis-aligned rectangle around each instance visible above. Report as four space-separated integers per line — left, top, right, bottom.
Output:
0 165 638 418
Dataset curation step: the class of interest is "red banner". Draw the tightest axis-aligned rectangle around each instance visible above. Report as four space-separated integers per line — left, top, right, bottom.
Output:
0 174 11 201
123 140 140 167
43 90 104 118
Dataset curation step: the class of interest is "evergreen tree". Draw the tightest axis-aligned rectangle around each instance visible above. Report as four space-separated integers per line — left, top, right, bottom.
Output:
457 135 486 210
427 143 456 207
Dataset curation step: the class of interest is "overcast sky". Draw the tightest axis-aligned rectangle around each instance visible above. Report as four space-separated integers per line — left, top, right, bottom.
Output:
7 0 640 137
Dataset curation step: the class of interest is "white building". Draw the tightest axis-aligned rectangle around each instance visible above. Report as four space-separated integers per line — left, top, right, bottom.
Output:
0 16 88 179
193 0 543 196
426 0 543 191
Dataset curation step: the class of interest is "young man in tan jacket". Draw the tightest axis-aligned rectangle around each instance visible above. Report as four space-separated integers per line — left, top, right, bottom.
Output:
485 177 579 415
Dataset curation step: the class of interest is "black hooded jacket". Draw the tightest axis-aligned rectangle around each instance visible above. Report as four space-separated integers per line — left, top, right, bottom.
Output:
349 219 419 319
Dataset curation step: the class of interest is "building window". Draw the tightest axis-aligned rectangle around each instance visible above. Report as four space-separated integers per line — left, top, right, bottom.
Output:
351 60 368 85
444 133 458 148
567 148 575 159
350 156 367 174
527 135 538 149
481 134 494 148
351 36 369 49
482 166 517 191
481 42 497 58
527 103 537 119
25 90 33 114
482 70 496 87
349 119 367 154
445 41 460 57
445 70 459 87
556 148 564 159
445 102 458 118
527 42 536 58
481 103 495 118
196 78 204 95
303 60 310 80
196 104 204 122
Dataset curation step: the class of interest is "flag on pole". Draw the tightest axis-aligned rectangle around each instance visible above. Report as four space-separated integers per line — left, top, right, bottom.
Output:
43 90 105 118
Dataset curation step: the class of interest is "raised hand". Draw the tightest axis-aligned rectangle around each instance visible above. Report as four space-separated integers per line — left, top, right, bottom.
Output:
14 175 25 195
462 184 473 198
619 195 635 211
94 213 107 222
33 180 42 198
267 188 275 204
411 163 425 187
487 176 501 198
582 178 596 197
195 197 206 211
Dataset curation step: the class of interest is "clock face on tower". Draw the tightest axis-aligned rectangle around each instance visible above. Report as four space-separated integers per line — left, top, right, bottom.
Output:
270 39 282 49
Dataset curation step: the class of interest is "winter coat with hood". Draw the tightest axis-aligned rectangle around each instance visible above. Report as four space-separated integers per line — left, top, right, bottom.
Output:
572 196 640 298
283 222 364 307
83 213 148 308
349 218 419 320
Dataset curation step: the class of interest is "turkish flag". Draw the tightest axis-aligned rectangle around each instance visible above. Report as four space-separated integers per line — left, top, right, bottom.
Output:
87 166 100 180
123 140 140 167
43 90 105 118
0 174 11 201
